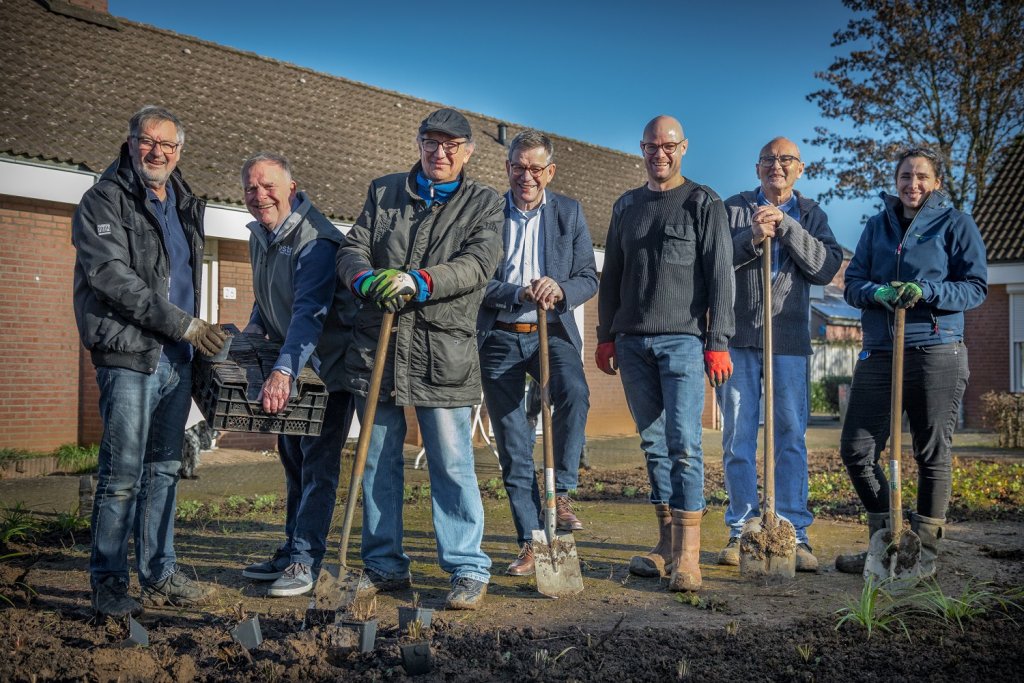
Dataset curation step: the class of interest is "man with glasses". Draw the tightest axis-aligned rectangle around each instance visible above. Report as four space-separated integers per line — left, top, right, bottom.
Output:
337 108 504 610
716 137 842 572
596 115 734 592
237 153 356 597
72 105 227 618
476 130 598 577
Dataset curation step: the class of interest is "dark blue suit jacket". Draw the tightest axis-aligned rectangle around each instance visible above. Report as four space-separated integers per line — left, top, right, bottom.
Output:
476 191 598 352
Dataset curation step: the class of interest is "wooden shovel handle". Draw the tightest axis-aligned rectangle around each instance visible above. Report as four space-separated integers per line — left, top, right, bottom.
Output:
339 311 396 566
889 308 906 542
538 308 557 542
762 237 775 517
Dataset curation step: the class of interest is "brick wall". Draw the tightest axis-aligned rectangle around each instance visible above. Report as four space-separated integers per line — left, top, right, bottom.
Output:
963 285 1009 428
0 196 82 451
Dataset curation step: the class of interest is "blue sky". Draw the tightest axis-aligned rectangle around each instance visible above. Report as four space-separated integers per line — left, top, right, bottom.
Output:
110 0 875 249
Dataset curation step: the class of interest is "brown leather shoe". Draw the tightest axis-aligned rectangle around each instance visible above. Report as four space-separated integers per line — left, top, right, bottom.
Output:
555 496 584 531
506 542 535 576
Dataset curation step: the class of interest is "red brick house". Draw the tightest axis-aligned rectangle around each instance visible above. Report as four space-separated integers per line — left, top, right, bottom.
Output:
962 136 1024 428
0 0 728 452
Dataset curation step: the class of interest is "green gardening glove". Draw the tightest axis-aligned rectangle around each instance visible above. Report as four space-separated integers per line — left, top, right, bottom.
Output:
369 268 417 312
893 281 924 309
873 284 899 312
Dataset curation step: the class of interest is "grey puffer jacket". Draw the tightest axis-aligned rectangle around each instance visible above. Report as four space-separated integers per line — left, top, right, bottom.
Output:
72 143 204 373
337 164 504 407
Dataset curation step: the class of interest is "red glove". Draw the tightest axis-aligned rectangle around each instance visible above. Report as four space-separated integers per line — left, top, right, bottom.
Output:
704 350 733 387
595 341 617 375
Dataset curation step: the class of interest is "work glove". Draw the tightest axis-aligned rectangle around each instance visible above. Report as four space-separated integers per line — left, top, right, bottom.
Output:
892 281 924 309
352 269 383 300
370 268 418 313
873 284 899 312
704 350 733 387
595 341 617 375
183 318 228 357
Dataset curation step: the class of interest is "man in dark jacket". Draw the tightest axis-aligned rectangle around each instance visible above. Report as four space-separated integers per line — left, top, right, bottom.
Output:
476 130 597 577
337 108 504 610
72 106 227 618
716 137 843 572
237 153 356 598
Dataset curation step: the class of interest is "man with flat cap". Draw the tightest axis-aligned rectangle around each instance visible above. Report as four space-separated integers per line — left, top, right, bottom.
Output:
337 108 504 610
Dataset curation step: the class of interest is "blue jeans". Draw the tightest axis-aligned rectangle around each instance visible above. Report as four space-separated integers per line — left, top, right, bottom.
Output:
278 390 355 567
615 333 705 511
355 398 491 585
480 326 590 544
715 348 812 543
90 360 192 587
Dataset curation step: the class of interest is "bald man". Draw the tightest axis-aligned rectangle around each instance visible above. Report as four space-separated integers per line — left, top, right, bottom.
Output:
715 137 842 572
596 115 734 592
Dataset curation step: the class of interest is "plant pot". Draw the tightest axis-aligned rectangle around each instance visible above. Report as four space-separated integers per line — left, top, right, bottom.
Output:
230 616 263 651
398 606 434 631
400 640 432 675
339 618 377 654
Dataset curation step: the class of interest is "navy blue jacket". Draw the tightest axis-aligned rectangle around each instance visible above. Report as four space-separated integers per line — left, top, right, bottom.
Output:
844 190 987 350
477 191 598 352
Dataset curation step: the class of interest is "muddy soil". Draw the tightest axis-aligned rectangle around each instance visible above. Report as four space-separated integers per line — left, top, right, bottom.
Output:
2 448 1023 682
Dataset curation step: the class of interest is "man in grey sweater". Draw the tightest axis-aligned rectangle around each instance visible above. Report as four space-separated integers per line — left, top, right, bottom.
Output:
716 137 843 572
596 115 734 592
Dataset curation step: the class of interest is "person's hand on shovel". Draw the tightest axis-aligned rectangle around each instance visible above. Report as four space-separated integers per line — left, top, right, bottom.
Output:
369 268 431 313
523 276 564 311
891 280 924 309
873 283 900 311
704 350 733 387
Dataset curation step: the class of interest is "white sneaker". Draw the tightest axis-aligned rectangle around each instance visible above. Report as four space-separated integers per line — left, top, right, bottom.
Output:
267 563 313 597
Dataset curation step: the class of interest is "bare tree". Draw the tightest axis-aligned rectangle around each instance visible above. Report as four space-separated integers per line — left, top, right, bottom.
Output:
806 0 1024 211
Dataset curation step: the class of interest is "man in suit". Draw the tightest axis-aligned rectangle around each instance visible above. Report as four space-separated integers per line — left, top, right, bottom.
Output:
477 130 598 577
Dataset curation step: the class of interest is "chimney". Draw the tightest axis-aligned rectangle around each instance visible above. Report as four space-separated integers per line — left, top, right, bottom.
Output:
497 124 508 146
42 0 119 29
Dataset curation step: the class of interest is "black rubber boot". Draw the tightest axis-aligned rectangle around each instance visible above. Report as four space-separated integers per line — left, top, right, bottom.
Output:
835 511 889 574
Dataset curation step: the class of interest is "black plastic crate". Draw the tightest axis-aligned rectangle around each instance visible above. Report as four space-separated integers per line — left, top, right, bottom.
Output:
192 330 328 436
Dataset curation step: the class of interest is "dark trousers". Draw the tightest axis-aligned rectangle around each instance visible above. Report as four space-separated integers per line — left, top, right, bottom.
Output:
839 342 968 518
278 390 355 567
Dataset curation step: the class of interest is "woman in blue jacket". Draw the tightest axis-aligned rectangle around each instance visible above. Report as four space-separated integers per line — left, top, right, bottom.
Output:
836 148 987 577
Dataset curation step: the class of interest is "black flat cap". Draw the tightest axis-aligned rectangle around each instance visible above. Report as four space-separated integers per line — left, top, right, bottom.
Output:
419 108 472 139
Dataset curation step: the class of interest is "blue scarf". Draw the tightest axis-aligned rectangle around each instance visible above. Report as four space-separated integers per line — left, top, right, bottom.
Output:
416 171 460 207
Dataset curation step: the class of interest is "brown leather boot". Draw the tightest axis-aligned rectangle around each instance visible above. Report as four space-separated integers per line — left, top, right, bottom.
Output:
668 509 702 591
628 504 672 577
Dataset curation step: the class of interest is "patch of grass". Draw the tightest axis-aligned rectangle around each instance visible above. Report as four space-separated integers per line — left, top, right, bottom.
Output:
834 578 911 640
910 579 1024 631
0 503 39 544
54 443 99 474
0 448 37 467
251 493 278 513
48 510 89 536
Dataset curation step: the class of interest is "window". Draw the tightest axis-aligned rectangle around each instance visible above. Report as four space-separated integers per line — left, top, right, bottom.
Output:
1012 289 1024 392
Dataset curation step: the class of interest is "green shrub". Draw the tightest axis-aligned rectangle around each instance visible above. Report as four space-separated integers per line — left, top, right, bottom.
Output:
981 391 1024 448
812 375 852 416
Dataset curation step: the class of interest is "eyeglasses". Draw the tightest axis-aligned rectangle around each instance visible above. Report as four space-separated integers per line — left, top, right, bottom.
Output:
640 141 685 156
133 136 180 154
758 155 801 168
509 163 552 178
419 138 467 155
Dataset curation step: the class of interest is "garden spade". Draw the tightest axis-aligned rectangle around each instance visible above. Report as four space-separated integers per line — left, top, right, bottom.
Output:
864 307 921 585
532 309 584 598
739 236 797 579
310 311 397 618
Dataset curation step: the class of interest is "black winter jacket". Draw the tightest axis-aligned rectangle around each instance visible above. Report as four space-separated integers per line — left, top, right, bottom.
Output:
72 143 205 372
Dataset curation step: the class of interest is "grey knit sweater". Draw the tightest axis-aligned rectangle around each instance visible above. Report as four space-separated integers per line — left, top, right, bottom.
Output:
597 180 734 351
724 189 842 356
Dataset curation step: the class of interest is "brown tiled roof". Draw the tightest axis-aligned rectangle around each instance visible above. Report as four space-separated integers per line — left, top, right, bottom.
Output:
973 135 1024 264
0 0 645 245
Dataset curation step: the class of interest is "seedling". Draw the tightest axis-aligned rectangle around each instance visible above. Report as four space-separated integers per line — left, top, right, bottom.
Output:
795 643 813 663
834 577 911 640
346 595 377 622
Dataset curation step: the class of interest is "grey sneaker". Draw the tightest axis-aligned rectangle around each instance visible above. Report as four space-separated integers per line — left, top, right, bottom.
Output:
355 566 412 596
141 570 214 607
796 543 819 572
268 563 314 597
445 577 487 610
242 547 291 580
718 537 740 566
92 575 143 618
